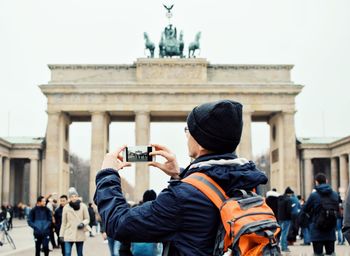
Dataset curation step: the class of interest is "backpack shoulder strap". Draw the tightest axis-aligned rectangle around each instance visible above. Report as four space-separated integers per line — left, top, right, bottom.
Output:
182 172 228 209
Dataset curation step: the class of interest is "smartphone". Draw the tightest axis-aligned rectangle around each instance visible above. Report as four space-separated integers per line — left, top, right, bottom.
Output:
123 146 155 162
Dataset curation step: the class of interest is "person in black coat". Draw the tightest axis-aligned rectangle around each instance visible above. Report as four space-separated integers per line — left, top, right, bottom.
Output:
277 187 293 252
88 203 96 237
302 173 339 256
266 188 279 219
54 195 68 255
28 196 52 256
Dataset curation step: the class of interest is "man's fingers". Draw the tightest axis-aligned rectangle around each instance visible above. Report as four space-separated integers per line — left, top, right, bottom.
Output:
150 143 171 153
111 145 127 158
150 150 174 160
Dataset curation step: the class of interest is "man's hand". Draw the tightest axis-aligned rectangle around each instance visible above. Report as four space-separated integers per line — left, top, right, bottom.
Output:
101 145 132 171
148 144 180 179
102 232 107 240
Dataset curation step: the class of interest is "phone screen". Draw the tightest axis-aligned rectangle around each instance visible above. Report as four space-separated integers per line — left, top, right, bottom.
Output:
124 146 154 162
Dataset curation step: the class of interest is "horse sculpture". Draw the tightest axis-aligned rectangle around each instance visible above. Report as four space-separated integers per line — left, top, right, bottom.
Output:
188 32 201 58
143 32 155 58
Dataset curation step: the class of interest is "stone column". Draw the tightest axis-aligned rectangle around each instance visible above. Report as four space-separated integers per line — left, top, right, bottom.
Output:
0 156 2 205
90 112 110 201
268 111 298 192
282 112 298 191
238 111 252 159
135 111 150 202
330 157 338 191
304 158 313 199
45 112 61 195
30 159 38 207
2 157 10 204
339 154 348 198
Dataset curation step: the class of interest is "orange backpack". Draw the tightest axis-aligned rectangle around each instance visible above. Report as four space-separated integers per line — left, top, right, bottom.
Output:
183 172 281 256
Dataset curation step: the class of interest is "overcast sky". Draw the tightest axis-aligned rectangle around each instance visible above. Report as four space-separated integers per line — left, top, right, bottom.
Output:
1 0 349 193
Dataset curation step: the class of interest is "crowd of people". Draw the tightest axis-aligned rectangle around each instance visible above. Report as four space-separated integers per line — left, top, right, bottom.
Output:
22 187 162 256
266 173 350 255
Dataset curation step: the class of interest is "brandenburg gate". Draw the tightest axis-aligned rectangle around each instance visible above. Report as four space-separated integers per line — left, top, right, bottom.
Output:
40 58 302 201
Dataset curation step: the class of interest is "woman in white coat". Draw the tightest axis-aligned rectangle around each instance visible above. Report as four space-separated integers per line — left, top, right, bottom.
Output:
59 187 90 256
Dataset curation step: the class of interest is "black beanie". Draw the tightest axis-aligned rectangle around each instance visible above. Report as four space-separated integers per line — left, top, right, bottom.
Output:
186 100 243 153
284 187 294 194
143 189 157 202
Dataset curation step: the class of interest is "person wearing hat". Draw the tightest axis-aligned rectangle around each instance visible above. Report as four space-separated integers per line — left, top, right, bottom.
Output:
302 173 339 256
59 187 89 256
94 100 268 255
277 187 294 252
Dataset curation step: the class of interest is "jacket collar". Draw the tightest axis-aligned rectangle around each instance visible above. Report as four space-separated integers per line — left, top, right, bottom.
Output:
180 152 237 178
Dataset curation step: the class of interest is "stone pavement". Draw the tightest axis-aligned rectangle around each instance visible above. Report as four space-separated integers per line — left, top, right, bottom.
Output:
1 219 349 256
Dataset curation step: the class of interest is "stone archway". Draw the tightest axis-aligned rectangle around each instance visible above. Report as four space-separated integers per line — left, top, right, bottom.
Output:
40 58 302 201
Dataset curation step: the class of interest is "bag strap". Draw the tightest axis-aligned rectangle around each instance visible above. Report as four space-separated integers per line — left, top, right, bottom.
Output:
182 172 228 209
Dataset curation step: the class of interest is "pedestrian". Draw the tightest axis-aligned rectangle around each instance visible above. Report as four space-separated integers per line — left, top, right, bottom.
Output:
336 194 345 245
94 100 269 255
266 188 279 219
0 205 7 222
287 191 301 245
54 195 68 255
6 205 13 229
87 203 96 237
131 190 162 256
59 187 90 256
277 186 293 252
343 183 350 244
27 196 52 256
46 197 58 249
101 224 121 256
302 173 339 256
298 197 311 245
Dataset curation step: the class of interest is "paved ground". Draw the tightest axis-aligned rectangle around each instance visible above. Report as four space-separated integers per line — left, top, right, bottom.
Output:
1 219 349 255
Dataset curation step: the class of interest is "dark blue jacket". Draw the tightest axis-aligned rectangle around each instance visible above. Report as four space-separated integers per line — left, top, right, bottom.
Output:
302 184 338 242
94 153 267 256
54 206 64 233
28 206 52 237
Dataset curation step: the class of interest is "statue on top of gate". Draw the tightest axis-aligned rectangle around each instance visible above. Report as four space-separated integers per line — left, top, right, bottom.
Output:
143 4 200 58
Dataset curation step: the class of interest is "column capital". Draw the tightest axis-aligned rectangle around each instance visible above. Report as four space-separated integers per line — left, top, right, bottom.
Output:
46 110 61 115
303 157 313 161
134 110 150 115
243 111 253 116
282 110 297 115
90 111 107 115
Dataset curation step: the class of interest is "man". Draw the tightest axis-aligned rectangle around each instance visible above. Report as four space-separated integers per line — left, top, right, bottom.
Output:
88 203 96 237
46 197 58 249
94 100 268 255
54 195 68 255
302 173 339 256
277 187 293 252
28 196 52 256
266 188 279 219
342 183 350 244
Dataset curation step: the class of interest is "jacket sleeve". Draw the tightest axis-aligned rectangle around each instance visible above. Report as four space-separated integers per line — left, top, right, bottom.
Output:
302 193 315 215
94 169 183 242
27 208 36 230
59 207 67 238
82 204 90 226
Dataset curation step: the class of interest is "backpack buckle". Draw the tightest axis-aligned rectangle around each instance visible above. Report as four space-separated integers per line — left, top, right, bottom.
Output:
264 230 277 247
